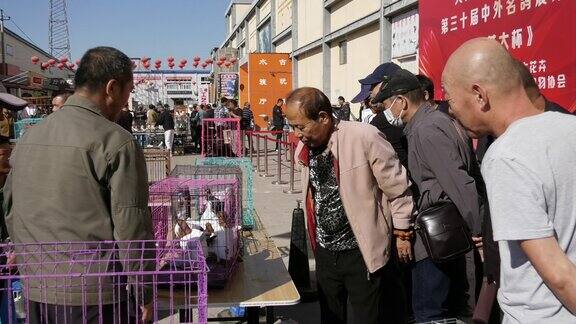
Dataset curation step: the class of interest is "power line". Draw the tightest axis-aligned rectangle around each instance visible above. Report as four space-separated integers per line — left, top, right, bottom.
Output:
9 19 43 49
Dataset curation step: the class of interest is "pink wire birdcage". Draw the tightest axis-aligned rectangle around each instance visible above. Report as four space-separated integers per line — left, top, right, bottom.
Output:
149 177 242 288
0 239 208 324
201 118 242 157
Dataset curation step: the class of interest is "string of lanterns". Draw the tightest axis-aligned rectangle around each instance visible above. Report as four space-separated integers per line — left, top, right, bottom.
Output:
31 55 238 71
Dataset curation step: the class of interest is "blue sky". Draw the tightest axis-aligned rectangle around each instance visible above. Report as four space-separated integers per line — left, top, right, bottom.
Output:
0 0 230 61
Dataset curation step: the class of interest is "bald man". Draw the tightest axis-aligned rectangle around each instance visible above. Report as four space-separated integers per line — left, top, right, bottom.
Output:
443 38 576 324
51 93 69 112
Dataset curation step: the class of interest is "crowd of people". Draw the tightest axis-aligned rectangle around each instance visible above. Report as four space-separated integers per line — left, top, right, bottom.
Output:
0 37 574 324
288 37 576 324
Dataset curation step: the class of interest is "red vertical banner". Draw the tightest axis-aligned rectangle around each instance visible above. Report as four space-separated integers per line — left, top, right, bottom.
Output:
419 0 576 112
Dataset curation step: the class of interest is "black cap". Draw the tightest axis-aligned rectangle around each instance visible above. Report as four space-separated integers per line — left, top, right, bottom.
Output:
371 69 421 104
351 63 401 103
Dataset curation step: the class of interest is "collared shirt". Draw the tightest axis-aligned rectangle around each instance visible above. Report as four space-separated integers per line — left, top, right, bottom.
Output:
309 149 358 251
404 103 484 261
4 94 153 305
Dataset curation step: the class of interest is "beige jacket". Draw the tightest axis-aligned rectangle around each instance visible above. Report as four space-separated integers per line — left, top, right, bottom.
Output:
296 121 413 273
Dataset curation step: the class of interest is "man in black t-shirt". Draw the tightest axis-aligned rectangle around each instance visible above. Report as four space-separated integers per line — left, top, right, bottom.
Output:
271 98 285 150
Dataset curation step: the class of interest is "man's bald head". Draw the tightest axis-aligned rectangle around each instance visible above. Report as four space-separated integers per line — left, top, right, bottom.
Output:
52 93 70 112
443 38 522 95
442 38 536 138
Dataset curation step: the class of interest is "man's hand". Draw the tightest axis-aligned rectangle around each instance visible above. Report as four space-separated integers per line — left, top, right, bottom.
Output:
141 303 153 322
472 236 483 248
396 237 413 263
394 228 414 241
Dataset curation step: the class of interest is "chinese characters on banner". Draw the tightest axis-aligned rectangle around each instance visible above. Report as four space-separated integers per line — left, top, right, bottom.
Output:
248 53 292 128
420 0 576 111
219 73 238 99
198 84 209 105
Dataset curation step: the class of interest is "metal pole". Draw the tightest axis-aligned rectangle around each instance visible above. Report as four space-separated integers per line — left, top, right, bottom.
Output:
283 132 289 162
283 143 302 194
256 134 260 172
272 140 288 185
260 134 274 178
248 131 254 165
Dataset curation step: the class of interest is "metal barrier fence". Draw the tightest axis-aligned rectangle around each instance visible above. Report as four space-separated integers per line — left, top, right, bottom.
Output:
201 118 242 158
246 131 301 195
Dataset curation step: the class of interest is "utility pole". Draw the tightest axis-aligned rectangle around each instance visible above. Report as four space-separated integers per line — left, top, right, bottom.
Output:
0 9 11 75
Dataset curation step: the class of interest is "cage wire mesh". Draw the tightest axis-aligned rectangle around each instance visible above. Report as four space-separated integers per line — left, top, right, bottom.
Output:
201 118 242 158
149 178 242 288
143 148 171 184
194 157 255 230
14 118 43 140
0 239 208 324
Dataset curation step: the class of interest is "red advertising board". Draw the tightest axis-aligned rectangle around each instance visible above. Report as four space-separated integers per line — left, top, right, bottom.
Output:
419 0 576 112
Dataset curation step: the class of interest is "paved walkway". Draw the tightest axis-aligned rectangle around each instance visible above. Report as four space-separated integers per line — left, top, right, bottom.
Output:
171 141 321 323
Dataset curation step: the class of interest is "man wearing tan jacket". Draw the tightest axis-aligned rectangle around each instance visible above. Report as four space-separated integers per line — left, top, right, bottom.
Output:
286 87 414 324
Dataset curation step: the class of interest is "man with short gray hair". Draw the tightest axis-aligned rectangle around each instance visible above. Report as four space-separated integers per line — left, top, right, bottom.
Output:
5 46 154 323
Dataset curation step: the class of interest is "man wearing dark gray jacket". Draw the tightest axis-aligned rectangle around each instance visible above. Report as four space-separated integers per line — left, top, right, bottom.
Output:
4 47 154 323
372 69 485 323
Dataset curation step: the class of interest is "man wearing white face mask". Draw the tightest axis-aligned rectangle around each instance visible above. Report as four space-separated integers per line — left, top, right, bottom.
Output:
372 69 486 323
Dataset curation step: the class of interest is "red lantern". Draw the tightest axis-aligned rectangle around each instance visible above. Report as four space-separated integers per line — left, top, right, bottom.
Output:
168 62 175 69
180 59 187 64
57 62 65 70
192 61 199 68
201 62 208 68
141 56 150 63
205 58 214 64
167 56 175 62
229 57 237 64
193 56 201 62
155 59 162 65
219 56 226 62
41 62 49 70
216 61 223 67
59 56 68 63
48 59 57 66
224 61 231 67
68 63 75 69
143 62 150 69
31 56 40 64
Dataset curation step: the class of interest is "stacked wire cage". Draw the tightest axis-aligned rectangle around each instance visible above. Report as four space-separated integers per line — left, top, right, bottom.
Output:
201 118 242 157
170 164 252 229
149 177 242 288
194 158 255 230
0 239 209 324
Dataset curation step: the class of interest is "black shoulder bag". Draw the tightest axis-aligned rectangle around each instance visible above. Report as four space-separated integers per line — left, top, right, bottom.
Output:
415 118 474 263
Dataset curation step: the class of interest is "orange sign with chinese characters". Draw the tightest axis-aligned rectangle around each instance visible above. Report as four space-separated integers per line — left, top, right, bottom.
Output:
247 53 292 129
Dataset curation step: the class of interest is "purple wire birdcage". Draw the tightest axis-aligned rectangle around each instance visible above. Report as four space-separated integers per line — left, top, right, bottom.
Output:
149 177 242 288
201 118 242 157
0 239 208 324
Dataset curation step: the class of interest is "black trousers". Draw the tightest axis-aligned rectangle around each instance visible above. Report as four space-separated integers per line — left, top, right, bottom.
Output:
272 126 283 149
28 300 135 324
316 246 407 324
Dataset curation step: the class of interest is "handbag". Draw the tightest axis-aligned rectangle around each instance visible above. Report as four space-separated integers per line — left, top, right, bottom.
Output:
415 201 474 262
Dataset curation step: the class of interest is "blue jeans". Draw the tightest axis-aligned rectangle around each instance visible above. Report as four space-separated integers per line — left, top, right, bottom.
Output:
412 256 469 322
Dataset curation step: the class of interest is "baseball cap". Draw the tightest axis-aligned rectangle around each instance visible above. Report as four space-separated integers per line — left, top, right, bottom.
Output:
0 83 27 111
351 62 401 103
371 69 421 104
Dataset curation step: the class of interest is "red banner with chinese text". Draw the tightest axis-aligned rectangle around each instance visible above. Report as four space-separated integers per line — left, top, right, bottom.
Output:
419 0 576 112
